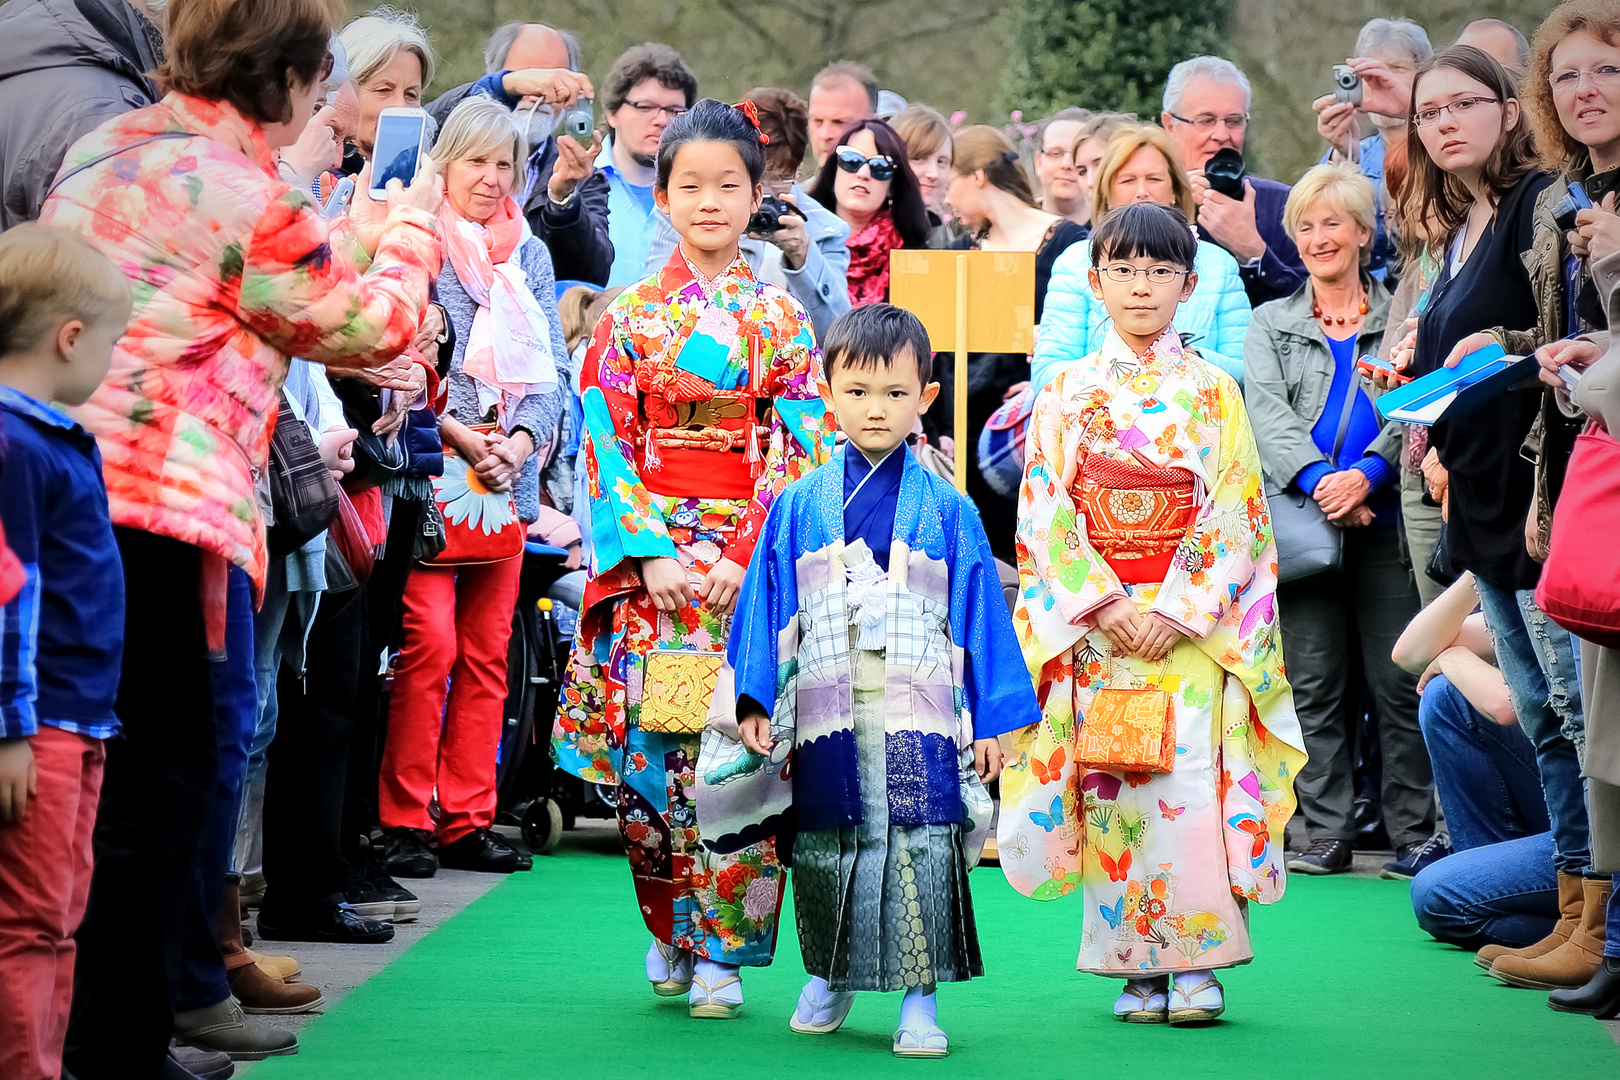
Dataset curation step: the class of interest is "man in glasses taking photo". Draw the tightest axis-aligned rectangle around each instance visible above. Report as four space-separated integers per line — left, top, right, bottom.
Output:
1161 56 1309 306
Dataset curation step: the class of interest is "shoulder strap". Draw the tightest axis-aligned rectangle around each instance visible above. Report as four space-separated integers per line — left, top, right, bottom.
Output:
1330 365 1364 465
47 132 197 200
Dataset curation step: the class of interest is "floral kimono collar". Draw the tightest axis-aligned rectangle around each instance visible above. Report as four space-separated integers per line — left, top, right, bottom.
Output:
650 246 768 394
1083 324 1188 393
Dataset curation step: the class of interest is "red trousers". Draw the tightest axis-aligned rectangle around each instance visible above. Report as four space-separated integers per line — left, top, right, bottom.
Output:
0 727 104 1080
380 556 521 845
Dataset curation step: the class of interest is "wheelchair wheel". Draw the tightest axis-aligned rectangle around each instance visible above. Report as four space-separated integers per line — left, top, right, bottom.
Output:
521 797 564 854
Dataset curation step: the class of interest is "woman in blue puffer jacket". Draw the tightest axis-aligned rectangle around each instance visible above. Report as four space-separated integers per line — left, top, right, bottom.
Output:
1031 125 1251 390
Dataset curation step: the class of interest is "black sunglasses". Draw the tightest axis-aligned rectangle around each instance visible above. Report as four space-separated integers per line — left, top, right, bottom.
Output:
834 146 895 182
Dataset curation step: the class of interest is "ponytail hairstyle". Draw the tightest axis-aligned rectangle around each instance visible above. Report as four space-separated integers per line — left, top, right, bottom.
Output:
655 97 768 192
808 117 932 249
950 125 1037 207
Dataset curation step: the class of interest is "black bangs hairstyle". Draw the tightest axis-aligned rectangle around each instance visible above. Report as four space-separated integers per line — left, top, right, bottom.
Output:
655 98 768 192
1090 202 1198 270
809 118 933 251
821 303 933 384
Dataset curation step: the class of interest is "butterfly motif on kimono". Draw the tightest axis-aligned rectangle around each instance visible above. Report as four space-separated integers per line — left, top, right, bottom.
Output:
1159 799 1186 821
1227 813 1269 867
1099 895 1126 929
1099 847 1132 882
1030 746 1066 785
1029 795 1064 833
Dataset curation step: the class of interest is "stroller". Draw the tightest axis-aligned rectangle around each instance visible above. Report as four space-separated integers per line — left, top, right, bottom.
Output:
493 540 617 853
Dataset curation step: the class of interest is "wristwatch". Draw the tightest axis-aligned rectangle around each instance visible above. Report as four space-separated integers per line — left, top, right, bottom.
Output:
431 303 449 344
549 186 579 210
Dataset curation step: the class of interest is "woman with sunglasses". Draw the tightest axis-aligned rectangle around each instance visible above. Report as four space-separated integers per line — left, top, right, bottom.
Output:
809 117 933 306
1389 44 1601 991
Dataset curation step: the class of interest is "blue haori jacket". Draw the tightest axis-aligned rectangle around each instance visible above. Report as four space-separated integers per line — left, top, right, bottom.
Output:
696 445 1039 854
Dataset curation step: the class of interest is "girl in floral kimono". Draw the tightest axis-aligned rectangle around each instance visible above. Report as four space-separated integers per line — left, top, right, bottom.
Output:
999 203 1307 1024
552 99 835 1019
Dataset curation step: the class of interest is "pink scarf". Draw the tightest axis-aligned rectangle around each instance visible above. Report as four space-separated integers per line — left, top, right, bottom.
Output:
438 196 557 415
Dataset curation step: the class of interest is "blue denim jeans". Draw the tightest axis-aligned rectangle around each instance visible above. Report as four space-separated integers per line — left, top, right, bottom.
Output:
177 566 259 1011
231 561 293 879
1474 578 1591 875
1411 832 1560 949
1418 674 1549 851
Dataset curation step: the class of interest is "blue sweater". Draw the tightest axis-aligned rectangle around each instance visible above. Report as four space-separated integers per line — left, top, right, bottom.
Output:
1032 237 1252 392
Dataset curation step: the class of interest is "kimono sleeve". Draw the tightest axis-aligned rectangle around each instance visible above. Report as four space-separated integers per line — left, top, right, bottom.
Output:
1149 373 1273 638
952 497 1040 741
726 488 801 726
235 191 440 371
728 299 835 567
1013 372 1126 673
578 304 677 575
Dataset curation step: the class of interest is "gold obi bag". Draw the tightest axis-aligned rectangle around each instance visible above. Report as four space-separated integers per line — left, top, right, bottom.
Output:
1076 658 1177 774
638 648 723 734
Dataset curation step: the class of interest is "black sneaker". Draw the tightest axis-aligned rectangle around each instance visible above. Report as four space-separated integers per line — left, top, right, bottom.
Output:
1352 797 1390 851
383 826 438 879
437 827 526 874
362 856 421 922
339 873 397 921
1287 837 1353 875
1381 835 1452 880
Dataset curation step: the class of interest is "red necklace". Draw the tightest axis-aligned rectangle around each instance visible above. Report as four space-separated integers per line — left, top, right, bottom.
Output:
1313 290 1369 327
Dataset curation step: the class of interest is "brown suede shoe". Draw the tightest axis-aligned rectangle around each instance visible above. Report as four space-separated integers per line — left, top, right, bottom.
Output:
226 954 324 1015
1475 871 1582 971
1491 876 1612 990
242 948 301 983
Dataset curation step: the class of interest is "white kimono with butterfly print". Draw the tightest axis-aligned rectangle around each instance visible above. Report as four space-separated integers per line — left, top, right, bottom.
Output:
998 329 1308 976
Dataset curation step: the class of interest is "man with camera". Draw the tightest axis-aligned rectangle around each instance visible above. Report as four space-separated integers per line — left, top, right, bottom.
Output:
1161 56 1307 307
1313 18 1434 283
643 88 850 338
427 22 611 285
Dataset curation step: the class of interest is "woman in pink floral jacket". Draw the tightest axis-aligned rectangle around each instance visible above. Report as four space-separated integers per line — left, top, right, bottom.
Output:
36 0 443 1069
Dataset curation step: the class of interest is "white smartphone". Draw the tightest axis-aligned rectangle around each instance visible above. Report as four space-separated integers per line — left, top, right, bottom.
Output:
368 106 429 201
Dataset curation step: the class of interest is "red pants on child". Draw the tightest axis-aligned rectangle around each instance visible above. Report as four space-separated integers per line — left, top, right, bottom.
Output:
0 727 105 1080
380 556 522 845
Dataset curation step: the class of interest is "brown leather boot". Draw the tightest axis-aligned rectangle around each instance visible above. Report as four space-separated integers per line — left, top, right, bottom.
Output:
1475 870 1581 970
225 952 324 1014
1491 876 1611 990
215 881 307 991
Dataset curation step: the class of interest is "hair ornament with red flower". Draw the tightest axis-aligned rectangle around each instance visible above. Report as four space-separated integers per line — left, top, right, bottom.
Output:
732 99 771 145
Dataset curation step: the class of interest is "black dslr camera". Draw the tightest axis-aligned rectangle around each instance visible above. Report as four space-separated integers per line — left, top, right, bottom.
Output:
749 194 802 235
1203 147 1247 200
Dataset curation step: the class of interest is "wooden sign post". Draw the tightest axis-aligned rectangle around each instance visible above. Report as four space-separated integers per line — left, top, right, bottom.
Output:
888 250 1037 493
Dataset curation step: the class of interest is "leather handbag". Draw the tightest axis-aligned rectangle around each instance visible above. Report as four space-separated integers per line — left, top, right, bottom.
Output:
1536 424 1620 648
422 422 525 566
1076 660 1177 774
1266 366 1368 583
266 394 340 557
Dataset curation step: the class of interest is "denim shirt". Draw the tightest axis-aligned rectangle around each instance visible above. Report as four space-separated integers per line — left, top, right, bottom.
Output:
598 137 659 287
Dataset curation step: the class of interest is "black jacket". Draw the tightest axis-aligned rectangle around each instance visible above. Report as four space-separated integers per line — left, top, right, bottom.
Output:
428 78 614 286
0 0 161 229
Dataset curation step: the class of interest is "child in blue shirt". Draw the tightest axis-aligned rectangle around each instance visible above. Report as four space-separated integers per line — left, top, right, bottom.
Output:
0 223 132 1080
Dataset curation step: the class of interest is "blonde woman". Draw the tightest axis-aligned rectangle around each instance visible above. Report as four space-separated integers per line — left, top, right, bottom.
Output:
379 96 567 876
1032 124 1250 390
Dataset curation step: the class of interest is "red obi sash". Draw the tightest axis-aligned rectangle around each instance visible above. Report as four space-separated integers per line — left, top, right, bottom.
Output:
1072 454 1197 584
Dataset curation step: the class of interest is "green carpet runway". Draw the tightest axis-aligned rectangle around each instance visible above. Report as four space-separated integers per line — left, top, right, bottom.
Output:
255 837 1615 1079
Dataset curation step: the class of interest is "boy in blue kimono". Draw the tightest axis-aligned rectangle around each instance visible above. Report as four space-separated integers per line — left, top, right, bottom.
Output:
699 303 1039 1058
